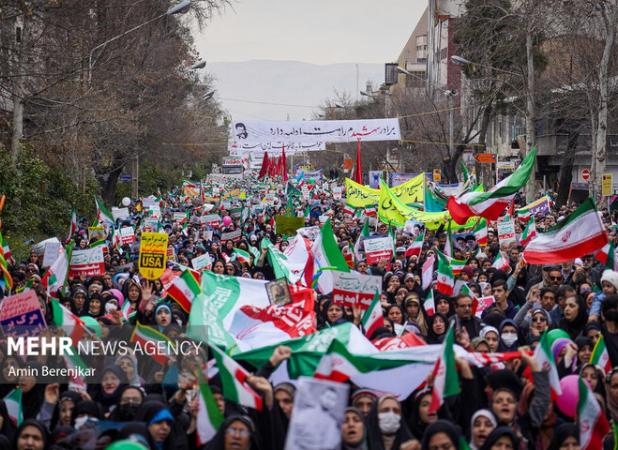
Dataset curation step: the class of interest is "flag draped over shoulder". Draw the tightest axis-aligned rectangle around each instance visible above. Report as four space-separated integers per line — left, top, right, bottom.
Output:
447 148 537 224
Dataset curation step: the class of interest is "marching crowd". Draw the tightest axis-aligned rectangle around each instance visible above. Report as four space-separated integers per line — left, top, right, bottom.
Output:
1 174 618 450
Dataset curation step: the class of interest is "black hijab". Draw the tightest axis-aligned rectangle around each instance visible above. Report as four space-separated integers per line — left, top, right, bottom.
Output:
93 365 128 412
205 415 262 450
13 419 49 450
479 426 520 450
558 295 588 340
0 399 16 443
366 395 414 450
421 420 462 450
548 423 578 450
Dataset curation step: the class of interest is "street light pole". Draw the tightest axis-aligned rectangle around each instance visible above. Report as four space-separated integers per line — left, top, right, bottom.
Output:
88 0 191 85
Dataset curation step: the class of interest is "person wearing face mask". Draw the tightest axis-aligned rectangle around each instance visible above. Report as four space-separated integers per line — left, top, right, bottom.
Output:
341 408 368 450
71 400 102 430
497 320 519 352
109 386 145 422
366 395 416 450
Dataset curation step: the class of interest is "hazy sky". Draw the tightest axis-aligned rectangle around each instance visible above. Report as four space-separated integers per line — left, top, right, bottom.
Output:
192 0 426 65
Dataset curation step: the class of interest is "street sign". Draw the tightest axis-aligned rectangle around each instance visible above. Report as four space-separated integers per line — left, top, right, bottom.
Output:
581 168 590 182
602 173 613 196
433 169 442 182
119 174 132 182
475 153 497 164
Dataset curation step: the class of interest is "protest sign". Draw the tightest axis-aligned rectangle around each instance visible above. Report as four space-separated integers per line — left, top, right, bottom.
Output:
332 186 343 200
201 214 222 227
191 253 212 271
88 226 107 242
173 212 187 222
474 296 496 318
497 215 516 247
297 226 321 241
138 232 168 280
70 246 105 278
112 207 130 221
42 241 62 268
363 237 394 265
0 290 46 338
332 271 382 310
285 377 348 450
275 216 305 236
32 237 61 256
119 227 136 245
221 229 242 242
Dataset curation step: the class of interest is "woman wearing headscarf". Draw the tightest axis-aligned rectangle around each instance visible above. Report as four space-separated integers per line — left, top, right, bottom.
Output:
420 420 462 450
497 319 520 352
479 426 520 450
559 294 588 340
341 408 368 450
403 294 428 336
135 400 188 450
366 395 416 450
92 365 128 415
153 302 174 332
468 410 497 450
115 353 143 387
204 415 262 450
14 419 49 450
0 399 17 444
426 313 448 344
547 423 579 450
405 388 437 441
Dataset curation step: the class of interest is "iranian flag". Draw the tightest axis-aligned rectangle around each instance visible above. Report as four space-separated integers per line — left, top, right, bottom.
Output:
364 207 377 217
473 219 488 246
343 205 356 216
3 388 23 427
444 229 453 258
131 322 172 365
51 298 89 344
209 345 263 410
422 254 435 290
446 255 467 277
313 338 436 399
578 375 609 450
534 331 562 396
167 269 201 313
42 243 72 298
0 232 11 259
523 199 608 264
590 335 612 374
520 216 538 247
65 208 77 244
447 148 537 224
595 241 616 270
405 231 424 258
354 220 370 261
492 251 512 273
311 219 350 294
233 248 251 265
196 369 225 446
429 323 460 413
423 290 435 316
284 233 315 286
64 350 89 392
261 238 289 280
94 196 114 231
435 250 454 297
361 291 384 338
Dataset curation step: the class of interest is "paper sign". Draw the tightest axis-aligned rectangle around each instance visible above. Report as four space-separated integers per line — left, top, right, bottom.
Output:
0 290 46 338
112 207 130 221
474 296 496 318
32 237 61 256
497 216 516 246
119 227 136 245
332 186 343 200
221 229 242 242
139 232 169 280
363 237 394 265
70 247 105 278
88 226 107 242
297 226 321 241
201 214 222 227
191 253 212 271
42 242 62 269
332 271 382 310
285 377 348 450
173 212 187 222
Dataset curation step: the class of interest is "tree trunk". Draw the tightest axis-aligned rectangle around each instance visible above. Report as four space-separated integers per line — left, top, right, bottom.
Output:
525 29 537 202
556 131 579 207
593 4 618 201
99 151 125 205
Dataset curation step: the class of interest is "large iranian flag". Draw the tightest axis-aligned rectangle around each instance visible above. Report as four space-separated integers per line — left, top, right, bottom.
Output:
209 345 263 410
311 219 350 293
447 148 537 224
166 269 201 313
284 233 315 286
196 369 224 446
577 375 609 450
50 298 89 344
429 323 460 413
523 199 607 264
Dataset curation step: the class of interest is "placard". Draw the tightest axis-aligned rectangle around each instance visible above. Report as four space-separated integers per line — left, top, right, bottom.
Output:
191 253 212 271
119 226 136 245
497 216 516 247
70 247 105 278
297 226 321 241
138 232 169 280
88 226 107 241
363 237 394 265
201 214 222 227
332 271 382 310
173 212 187 222
42 242 62 269
474 295 496 318
0 290 46 338
221 229 242 242
112 207 130 221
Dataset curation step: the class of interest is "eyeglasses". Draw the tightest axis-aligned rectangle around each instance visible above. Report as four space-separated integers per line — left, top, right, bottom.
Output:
225 428 250 437
549 276 562 281
532 316 547 323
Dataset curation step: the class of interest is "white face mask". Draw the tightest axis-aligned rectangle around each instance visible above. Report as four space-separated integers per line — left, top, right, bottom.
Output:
378 411 401 434
501 332 518 347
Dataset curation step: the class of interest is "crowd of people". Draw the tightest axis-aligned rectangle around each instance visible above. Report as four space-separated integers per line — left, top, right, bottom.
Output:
0 172 617 450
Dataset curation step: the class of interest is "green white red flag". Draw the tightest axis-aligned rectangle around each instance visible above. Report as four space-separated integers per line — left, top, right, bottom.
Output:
0 231 11 259
447 148 537 224
429 323 460 413
3 388 23 427
51 298 89 344
423 290 435 316
534 331 562 396
595 241 617 270
523 199 607 264
361 291 384 338
405 231 424 258
473 219 488 246
166 269 201 313
42 243 73 298
435 250 454 297
422 254 435 290
94 196 114 231
590 335 612 374
311 219 350 293
233 248 251 265
492 251 511 273
65 208 77 244
520 216 538 247
209 345 263 410
354 220 370 261
578 375 609 450
196 369 224 446
131 322 172 365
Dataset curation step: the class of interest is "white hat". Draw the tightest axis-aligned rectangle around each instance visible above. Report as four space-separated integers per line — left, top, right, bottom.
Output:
601 269 618 290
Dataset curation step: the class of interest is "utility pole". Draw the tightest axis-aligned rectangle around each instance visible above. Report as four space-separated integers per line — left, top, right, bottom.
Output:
525 27 537 202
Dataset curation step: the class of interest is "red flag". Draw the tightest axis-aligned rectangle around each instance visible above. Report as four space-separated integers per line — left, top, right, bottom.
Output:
258 152 270 179
281 144 288 181
354 139 363 184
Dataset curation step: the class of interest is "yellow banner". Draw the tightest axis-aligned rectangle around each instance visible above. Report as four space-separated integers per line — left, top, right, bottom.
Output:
391 173 425 205
345 178 380 208
139 232 168 280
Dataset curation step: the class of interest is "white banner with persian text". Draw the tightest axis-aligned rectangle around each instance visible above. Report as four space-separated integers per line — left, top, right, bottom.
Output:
231 118 401 144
